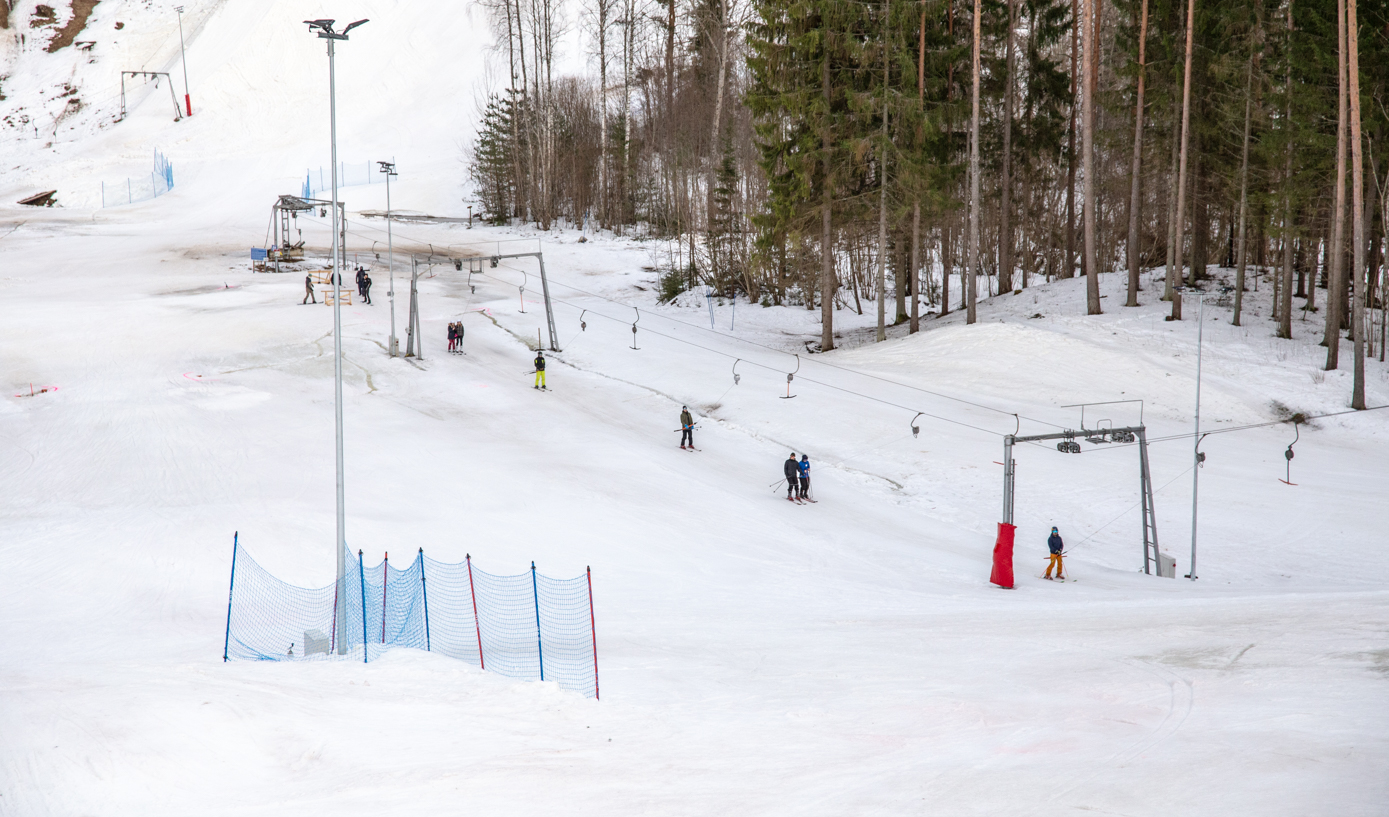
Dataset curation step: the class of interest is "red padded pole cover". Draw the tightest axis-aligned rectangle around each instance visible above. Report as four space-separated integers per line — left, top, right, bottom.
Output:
990 523 1016 588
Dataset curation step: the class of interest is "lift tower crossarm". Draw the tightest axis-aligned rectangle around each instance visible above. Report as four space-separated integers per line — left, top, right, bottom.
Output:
489 251 559 352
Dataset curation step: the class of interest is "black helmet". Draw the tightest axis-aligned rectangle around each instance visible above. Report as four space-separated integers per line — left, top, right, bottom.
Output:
801 454 808 460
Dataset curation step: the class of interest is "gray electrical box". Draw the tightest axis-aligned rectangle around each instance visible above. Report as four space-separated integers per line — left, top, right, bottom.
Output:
304 628 331 655
1156 552 1177 579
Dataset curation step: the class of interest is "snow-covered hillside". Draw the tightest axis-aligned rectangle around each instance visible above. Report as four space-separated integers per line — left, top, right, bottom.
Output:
2 1 1388 815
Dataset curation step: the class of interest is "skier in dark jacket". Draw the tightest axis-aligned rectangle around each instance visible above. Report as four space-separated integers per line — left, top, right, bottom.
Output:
533 351 547 389
784 453 801 501
362 273 372 305
1045 527 1065 579
302 273 316 304
679 406 695 449
797 454 811 499
355 267 366 298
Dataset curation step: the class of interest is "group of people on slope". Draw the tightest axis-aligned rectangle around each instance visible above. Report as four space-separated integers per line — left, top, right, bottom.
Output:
447 321 465 353
300 268 373 305
354 267 373 304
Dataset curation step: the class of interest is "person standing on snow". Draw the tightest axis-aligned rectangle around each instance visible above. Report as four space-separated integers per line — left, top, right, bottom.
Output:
784 453 801 501
362 273 373 305
355 266 366 298
533 350 547 390
797 454 811 499
302 273 317 304
679 406 695 449
1045 526 1065 580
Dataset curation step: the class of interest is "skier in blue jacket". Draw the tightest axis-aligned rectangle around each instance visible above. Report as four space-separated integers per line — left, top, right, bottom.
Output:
797 455 811 499
1045 527 1065 579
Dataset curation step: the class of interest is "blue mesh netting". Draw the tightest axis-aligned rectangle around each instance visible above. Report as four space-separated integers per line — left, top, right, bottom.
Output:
223 542 598 698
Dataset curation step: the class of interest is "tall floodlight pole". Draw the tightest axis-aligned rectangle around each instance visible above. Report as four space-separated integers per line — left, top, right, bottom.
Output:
306 17 368 653
175 6 192 116
378 161 398 357
1189 292 1204 580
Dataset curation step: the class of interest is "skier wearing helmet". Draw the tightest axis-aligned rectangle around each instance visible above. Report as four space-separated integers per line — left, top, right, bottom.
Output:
533 350 547 390
679 406 695 449
1045 527 1065 580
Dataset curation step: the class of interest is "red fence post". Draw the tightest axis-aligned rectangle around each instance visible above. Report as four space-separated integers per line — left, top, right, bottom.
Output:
467 554 484 669
587 566 599 700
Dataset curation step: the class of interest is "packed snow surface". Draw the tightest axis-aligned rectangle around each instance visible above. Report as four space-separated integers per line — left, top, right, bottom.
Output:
2 1 1388 814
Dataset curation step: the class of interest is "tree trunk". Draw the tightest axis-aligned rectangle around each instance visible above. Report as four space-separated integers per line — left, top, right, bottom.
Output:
597 0 611 229
1082 0 1100 314
821 43 835 352
1326 0 1347 367
911 2 925 333
1164 106 1179 300
706 0 729 238
1126 0 1149 307
1348 0 1366 408
1279 0 1295 339
942 220 952 316
999 0 1016 295
911 204 921 331
1233 34 1255 327
1063 0 1078 280
876 0 891 341
967 0 982 323
1171 0 1196 319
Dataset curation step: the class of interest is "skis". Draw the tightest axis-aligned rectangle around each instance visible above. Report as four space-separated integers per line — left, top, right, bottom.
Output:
680 446 701 452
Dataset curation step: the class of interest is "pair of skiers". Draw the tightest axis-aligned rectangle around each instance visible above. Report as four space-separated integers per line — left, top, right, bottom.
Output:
447 321 465 353
783 453 811 502
353 267 373 304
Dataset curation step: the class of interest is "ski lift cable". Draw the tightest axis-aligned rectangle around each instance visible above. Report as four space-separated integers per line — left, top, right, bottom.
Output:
1064 463 1197 554
1046 405 1389 455
472 260 1062 429
492 282 1007 439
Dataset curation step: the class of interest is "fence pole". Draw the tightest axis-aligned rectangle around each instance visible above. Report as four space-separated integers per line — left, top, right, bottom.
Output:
222 532 238 662
467 554 483 669
531 561 544 681
358 549 368 663
419 548 431 651
381 552 388 644
587 566 599 700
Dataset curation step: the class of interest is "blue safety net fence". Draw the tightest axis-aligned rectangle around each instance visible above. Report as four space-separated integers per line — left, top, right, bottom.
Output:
101 150 174 208
223 537 598 698
303 161 385 197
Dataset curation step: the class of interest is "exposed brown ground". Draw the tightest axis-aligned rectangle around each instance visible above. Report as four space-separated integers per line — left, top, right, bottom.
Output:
47 0 99 52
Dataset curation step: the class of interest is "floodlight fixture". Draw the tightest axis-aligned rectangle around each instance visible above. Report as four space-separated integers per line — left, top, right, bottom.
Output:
304 18 369 39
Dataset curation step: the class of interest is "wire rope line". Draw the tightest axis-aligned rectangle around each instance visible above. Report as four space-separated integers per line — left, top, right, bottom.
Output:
474 272 1008 439
1064 464 1196 554
479 261 1065 430
1047 405 1389 454
305 210 1057 430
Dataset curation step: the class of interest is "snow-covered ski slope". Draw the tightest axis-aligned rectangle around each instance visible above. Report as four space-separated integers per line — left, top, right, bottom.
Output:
2 2 1389 814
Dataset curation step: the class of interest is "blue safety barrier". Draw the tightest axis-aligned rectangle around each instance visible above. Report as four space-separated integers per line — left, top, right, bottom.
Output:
101 150 174 208
222 535 599 699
